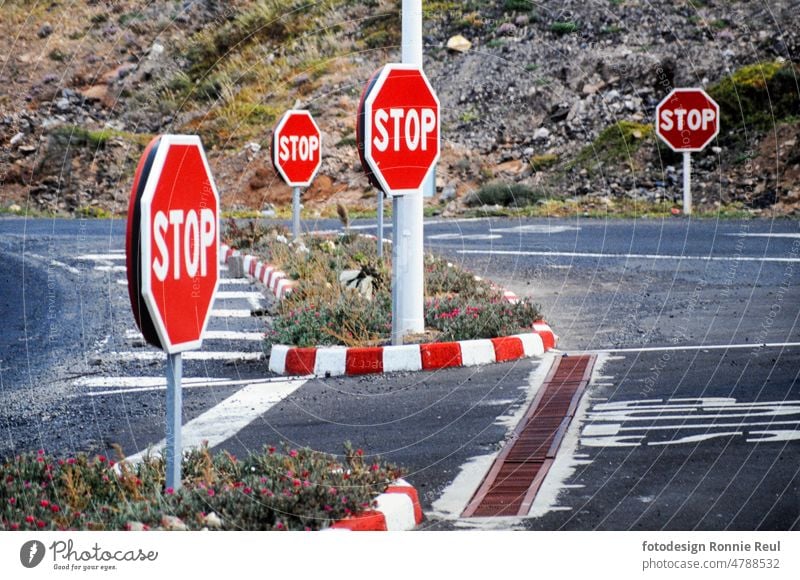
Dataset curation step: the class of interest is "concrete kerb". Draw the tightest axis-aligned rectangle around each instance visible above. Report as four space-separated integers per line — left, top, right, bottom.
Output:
219 242 558 378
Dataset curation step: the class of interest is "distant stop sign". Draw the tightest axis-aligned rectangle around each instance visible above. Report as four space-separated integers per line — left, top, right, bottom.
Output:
126 135 220 353
358 64 440 195
272 110 322 187
656 88 720 152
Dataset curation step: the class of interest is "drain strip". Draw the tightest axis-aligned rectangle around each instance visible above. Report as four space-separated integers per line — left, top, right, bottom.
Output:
462 354 595 517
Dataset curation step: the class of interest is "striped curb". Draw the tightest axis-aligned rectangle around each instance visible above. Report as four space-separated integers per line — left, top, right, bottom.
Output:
269 323 557 377
219 241 557 376
220 243 297 300
329 478 423 531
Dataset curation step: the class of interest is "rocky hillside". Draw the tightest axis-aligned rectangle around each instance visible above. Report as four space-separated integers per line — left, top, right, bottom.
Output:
1 0 799 217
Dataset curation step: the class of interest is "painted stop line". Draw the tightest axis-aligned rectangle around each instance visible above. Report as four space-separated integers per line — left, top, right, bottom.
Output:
581 398 800 447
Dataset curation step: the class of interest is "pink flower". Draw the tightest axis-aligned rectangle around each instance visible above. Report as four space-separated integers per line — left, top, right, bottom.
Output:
8 497 16 505
370 464 380 472
328 487 337 495
67 458 76 465
10 522 19 530
267 446 276 454
165 487 174 495
243 487 252 495
50 505 60 513
207 488 215 497
289 449 299 458
323 505 333 512
292 479 301 487
36 520 45 528
260 488 273 497
37 449 45 456
302 480 311 488
39 499 49 508
275 522 284 530
97 455 106 463
355 449 363 457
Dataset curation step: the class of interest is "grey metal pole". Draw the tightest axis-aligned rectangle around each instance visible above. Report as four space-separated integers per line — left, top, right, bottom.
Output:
166 352 183 490
683 152 692 215
292 186 301 240
377 190 384 259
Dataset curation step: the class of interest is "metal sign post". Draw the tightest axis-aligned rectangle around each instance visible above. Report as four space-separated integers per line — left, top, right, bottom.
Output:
377 190 384 259
292 186 301 240
165 353 183 490
393 0 425 345
683 152 692 216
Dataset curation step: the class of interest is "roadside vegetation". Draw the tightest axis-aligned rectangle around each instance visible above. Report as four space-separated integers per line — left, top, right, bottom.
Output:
0 444 401 531
225 220 543 347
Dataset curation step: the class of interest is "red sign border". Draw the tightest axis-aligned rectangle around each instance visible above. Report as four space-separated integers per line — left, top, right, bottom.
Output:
655 88 720 153
272 109 323 188
138 135 221 354
362 63 441 196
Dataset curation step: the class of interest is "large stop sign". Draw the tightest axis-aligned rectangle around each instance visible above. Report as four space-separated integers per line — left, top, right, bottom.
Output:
126 135 220 353
272 110 322 187
358 63 440 195
656 88 719 152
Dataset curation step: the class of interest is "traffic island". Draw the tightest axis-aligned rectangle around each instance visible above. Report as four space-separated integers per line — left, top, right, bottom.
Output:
221 222 558 377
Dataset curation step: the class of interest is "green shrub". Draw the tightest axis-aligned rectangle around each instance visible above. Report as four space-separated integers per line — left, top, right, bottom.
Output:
571 121 653 172
426 296 542 341
464 182 544 207
530 153 559 171
504 0 533 11
0 445 401 531
550 21 579 35
708 61 800 136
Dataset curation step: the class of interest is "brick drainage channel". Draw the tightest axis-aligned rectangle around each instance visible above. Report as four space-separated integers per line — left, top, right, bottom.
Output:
463 354 596 518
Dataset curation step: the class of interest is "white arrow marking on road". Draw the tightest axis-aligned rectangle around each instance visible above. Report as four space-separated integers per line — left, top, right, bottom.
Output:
124 329 263 341
581 398 800 447
211 309 254 318
125 378 308 464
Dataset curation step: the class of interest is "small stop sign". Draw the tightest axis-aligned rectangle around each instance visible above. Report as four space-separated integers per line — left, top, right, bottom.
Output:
272 110 322 187
358 63 440 196
126 135 220 353
656 88 720 152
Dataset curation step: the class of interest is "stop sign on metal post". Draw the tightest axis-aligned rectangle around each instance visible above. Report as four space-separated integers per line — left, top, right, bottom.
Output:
272 110 322 187
656 88 719 152
358 63 440 196
126 134 220 354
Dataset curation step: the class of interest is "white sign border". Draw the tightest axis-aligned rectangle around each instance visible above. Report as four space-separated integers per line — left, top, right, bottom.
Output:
363 63 441 196
272 109 323 188
139 134 221 354
655 87 720 153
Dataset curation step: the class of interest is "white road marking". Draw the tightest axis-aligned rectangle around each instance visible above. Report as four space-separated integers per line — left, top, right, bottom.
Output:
428 233 501 241
116 279 128 286
49 260 81 274
211 309 253 318
95 265 127 272
215 291 264 309
727 233 800 239
125 378 308 463
219 279 254 285
107 351 263 361
458 249 800 263
125 329 262 341
581 398 800 447
77 254 126 261
489 225 580 234
583 342 800 354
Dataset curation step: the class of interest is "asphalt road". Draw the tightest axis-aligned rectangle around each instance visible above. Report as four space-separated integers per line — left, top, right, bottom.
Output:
1 214 797 530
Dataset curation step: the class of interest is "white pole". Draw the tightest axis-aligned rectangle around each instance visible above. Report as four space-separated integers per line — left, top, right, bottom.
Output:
377 190 384 259
292 186 301 240
165 352 182 490
393 0 425 345
683 151 692 215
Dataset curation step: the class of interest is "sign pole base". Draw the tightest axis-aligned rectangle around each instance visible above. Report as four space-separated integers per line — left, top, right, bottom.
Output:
683 151 692 216
166 352 183 491
391 192 424 346
292 187 301 241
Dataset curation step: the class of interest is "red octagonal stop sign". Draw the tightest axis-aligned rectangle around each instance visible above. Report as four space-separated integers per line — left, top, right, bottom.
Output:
126 135 220 353
656 88 720 152
272 110 322 187
358 64 440 196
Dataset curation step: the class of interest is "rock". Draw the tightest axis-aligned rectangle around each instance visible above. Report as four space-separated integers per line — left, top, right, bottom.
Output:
446 35 472 53
8 204 22 213
55 98 71 112
37 23 53 38
148 43 165 59
494 159 526 175
534 127 550 140
441 184 456 202
160 515 187 531
80 85 109 103
9 132 24 146
496 22 517 36
582 81 606 95
203 512 223 529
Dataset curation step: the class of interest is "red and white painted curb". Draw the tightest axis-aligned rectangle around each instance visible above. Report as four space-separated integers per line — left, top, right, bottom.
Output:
220 241 557 376
269 323 557 376
220 243 296 300
329 478 423 531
